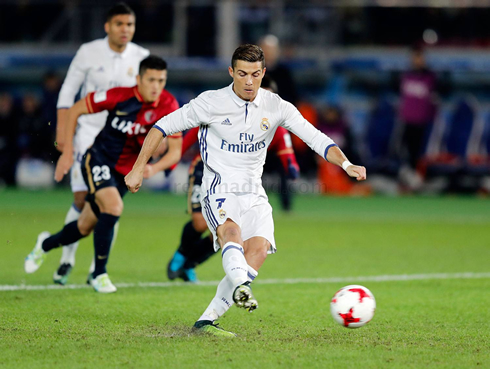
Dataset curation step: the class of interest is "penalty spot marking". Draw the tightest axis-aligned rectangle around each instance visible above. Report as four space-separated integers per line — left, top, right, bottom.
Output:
1 272 490 292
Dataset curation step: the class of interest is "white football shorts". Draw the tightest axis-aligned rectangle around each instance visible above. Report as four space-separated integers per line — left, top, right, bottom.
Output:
201 192 276 254
70 159 88 193
69 114 106 193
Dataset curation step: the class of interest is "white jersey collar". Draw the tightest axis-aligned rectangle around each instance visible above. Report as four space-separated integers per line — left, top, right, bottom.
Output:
104 36 130 59
228 83 262 107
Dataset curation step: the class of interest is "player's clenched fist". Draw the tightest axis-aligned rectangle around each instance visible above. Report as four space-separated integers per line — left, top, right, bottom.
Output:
346 165 367 181
125 170 144 193
54 153 73 182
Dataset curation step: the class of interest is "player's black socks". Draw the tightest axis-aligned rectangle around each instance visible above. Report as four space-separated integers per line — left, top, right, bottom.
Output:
41 221 84 252
93 213 119 277
178 220 202 256
183 236 216 269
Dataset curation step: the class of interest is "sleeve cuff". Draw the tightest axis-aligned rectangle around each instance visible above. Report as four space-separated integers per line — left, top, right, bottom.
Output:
324 144 338 162
153 125 167 137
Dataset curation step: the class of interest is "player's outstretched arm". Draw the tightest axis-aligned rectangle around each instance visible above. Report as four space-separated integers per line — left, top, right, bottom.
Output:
143 136 183 178
54 99 89 182
125 127 164 193
326 146 367 181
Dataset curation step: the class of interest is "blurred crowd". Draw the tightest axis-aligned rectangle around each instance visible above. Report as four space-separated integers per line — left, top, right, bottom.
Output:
2 41 490 195
0 73 60 186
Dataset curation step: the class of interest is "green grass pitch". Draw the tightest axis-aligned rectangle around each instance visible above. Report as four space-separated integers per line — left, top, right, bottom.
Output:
1 189 490 368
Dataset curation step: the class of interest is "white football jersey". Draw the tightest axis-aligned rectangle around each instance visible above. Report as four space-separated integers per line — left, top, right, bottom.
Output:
57 37 149 156
155 84 337 196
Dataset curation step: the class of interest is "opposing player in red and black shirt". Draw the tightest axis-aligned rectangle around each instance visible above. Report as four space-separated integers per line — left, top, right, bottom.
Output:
25 56 182 293
167 76 300 283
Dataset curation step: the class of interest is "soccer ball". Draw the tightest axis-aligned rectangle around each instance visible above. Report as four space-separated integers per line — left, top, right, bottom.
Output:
330 285 376 328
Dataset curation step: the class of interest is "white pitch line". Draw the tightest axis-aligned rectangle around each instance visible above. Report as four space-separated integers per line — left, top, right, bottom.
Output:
2 272 490 292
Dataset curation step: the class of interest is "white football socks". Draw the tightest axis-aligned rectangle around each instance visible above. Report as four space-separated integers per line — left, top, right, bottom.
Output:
198 276 235 322
59 204 81 266
198 263 259 322
221 242 249 287
247 264 258 282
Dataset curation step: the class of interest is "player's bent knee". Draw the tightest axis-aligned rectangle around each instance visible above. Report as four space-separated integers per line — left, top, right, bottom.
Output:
77 218 94 236
221 224 240 239
217 220 241 245
104 203 123 217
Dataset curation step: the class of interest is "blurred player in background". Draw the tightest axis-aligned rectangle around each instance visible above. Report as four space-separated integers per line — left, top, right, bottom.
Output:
125 44 365 337
166 75 299 283
258 35 297 104
25 56 182 293
398 46 438 190
53 2 149 285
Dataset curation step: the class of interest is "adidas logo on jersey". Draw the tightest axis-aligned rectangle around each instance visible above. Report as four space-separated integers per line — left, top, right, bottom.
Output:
221 118 232 125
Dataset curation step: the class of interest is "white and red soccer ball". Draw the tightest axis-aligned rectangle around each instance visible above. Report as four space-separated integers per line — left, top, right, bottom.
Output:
330 285 376 328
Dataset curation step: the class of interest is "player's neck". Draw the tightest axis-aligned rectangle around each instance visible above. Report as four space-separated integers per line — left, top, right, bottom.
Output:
108 40 127 54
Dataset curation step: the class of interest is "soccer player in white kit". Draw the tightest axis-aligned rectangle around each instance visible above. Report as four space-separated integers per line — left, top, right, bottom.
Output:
125 44 366 337
54 3 149 284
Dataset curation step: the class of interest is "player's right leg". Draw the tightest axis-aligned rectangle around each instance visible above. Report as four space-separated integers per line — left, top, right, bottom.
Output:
53 191 86 285
53 152 88 284
24 203 97 274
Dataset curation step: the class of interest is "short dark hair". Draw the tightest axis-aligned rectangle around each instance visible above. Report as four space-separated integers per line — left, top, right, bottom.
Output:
106 2 135 22
139 55 167 76
231 44 265 69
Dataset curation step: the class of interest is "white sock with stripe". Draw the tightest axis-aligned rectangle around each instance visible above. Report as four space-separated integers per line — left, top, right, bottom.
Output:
198 275 235 322
198 264 259 322
221 242 248 287
247 264 258 282
59 204 81 266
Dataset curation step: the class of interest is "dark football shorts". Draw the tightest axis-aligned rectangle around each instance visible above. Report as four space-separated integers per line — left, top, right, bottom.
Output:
81 147 128 217
187 157 204 214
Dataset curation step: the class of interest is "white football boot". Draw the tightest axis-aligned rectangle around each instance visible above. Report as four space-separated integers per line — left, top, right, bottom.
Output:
24 231 50 273
89 273 117 293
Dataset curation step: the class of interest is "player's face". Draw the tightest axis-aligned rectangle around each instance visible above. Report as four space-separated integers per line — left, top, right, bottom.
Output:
137 69 167 103
229 61 265 102
105 14 135 49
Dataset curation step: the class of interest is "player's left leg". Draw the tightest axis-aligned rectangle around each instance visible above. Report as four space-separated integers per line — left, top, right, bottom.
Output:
232 194 276 312
81 149 127 293
231 236 269 311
